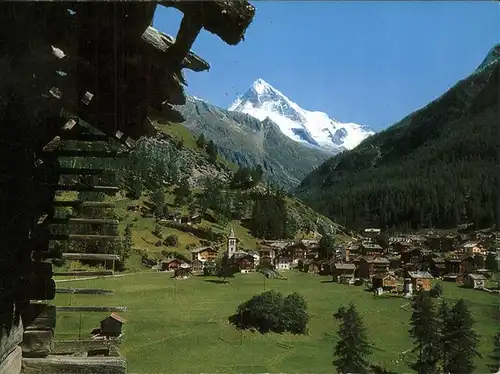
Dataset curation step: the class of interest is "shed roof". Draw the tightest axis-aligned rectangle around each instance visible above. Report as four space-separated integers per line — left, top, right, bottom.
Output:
333 263 356 270
408 271 434 279
467 273 486 280
102 313 126 324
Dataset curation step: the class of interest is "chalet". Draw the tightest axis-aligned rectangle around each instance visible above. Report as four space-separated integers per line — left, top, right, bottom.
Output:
408 235 427 246
332 263 356 283
247 250 260 266
408 271 434 292
302 260 320 274
258 247 276 267
462 242 485 256
358 257 390 279
233 254 255 272
463 273 486 289
445 257 464 275
372 274 397 290
429 257 446 277
401 248 426 264
282 242 309 264
426 235 456 252
363 228 381 241
360 243 383 256
300 239 319 248
190 214 202 224
161 258 184 271
92 313 125 339
387 255 402 270
190 246 218 263
394 241 412 254
174 267 192 279
276 257 291 271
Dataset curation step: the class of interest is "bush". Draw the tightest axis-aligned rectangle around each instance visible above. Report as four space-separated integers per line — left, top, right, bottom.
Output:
163 235 179 247
229 290 309 334
429 283 443 298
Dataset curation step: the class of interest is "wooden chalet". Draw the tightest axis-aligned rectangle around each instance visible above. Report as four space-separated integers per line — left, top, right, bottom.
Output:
463 273 486 289
429 257 446 277
358 257 390 279
283 242 310 264
372 274 397 290
401 247 426 265
445 257 464 275
332 263 356 283
233 254 255 272
161 258 184 271
299 259 320 274
394 241 412 254
190 246 218 263
276 257 291 271
360 243 383 256
258 246 276 267
407 271 434 292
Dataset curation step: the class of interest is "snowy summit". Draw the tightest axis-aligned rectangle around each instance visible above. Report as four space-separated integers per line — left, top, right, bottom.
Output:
228 78 375 153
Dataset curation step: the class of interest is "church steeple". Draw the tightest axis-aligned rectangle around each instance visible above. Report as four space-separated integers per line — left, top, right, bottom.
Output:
227 225 237 258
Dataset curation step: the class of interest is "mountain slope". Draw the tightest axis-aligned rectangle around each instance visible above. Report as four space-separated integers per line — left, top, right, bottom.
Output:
176 97 331 189
295 45 500 231
228 78 375 152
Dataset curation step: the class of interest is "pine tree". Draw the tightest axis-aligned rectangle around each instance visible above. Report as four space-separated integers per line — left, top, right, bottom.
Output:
445 299 481 374
196 133 206 149
489 332 500 372
408 291 440 374
122 224 133 260
206 140 217 164
333 303 372 374
438 299 452 372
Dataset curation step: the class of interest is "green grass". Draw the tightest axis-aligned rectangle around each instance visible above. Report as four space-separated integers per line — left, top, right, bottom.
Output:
54 272 499 373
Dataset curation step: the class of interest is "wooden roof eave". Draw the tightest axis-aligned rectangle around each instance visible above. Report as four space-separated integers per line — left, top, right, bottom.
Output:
141 26 210 73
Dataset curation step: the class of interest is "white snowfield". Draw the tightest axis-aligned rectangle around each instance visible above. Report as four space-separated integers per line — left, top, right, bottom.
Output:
228 78 375 153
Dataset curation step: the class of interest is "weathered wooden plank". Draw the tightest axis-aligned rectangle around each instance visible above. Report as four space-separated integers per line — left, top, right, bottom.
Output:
56 288 113 295
141 26 210 72
21 356 126 374
49 234 119 241
42 149 129 158
0 346 21 374
61 253 120 261
52 340 120 355
0 316 23 365
53 201 115 208
21 330 53 358
52 185 119 193
22 304 56 331
50 218 119 225
58 168 115 176
53 271 113 277
56 306 127 313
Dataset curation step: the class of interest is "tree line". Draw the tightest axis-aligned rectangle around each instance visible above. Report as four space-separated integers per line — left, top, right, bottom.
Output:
333 292 500 374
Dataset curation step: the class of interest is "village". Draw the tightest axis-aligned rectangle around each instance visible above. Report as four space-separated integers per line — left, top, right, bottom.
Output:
147 218 500 297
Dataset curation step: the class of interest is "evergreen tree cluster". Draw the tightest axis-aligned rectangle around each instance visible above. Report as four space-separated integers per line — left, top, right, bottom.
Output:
196 134 218 164
230 165 263 189
249 187 295 240
409 292 481 374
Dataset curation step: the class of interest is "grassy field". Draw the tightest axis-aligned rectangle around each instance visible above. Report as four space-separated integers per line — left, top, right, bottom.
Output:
54 272 499 374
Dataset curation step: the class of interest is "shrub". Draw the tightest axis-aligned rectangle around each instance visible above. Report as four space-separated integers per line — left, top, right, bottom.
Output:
163 234 179 247
229 290 309 334
429 283 443 298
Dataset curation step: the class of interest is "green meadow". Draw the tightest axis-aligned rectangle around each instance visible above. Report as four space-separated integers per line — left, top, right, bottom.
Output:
54 271 499 374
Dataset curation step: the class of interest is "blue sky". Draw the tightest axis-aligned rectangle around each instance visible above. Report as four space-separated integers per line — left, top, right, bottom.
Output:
154 1 500 131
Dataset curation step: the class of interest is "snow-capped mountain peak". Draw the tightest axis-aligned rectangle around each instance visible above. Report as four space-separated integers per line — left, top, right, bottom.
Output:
228 78 375 153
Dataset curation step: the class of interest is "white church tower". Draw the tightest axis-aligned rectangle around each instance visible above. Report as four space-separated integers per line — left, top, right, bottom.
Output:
227 226 237 258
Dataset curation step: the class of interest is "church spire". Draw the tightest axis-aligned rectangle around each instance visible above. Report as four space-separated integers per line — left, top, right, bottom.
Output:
229 225 236 239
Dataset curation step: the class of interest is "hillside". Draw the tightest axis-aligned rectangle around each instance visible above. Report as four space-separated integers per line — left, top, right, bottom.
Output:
296 44 500 231
55 120 351 271
174 97 331 189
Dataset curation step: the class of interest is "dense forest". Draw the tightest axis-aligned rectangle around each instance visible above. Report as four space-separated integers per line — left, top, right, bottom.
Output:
296 46 500 231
